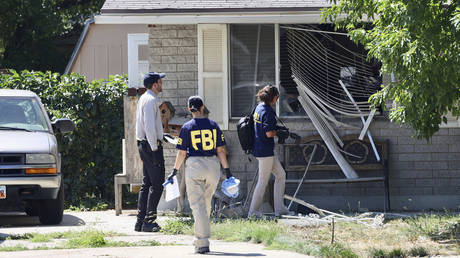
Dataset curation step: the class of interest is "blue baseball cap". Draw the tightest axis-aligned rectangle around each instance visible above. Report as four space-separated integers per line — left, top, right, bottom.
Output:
143 72 165 87
188 95 204 112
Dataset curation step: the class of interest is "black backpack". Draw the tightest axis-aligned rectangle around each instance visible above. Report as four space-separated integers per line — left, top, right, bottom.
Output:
237 107 256 155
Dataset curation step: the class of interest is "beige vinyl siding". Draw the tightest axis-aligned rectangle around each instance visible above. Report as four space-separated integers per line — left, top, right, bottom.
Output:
69 24 148 81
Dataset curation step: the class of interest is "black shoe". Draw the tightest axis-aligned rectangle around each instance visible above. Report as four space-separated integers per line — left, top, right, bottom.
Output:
141 222 161 232
134 221 143 232
195 246 210 254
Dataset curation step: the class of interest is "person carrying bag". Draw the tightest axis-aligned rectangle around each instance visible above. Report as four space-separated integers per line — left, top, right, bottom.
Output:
167 96 232 254
248 85 291 218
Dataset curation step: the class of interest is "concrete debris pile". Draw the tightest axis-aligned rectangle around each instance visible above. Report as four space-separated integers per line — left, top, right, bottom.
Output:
283 194 384 228
281 212 385 228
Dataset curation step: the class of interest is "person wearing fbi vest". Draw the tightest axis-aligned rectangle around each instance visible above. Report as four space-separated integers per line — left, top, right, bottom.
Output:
167 96 232 254
248 85 291 218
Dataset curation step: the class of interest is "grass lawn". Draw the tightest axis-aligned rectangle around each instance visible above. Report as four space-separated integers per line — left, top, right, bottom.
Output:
0 229 160 252
161 213 460 257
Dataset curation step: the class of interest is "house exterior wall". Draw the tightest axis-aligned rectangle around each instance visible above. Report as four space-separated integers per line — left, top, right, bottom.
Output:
225 121 460 212
148 25 199 206
148 24 198 113
148 24 460 212
70 24 148 81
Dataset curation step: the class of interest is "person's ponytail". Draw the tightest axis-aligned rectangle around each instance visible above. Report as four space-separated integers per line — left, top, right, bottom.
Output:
256 85 279 105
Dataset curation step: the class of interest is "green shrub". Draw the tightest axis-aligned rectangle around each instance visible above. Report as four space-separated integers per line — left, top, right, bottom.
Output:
388 248 406 258
0 245 30 252
319 243 358 258
64 230 107 248
161 218 194 235
408 246 429 257
406 214 460 241
369 247 387 258
0 70 127 208
29 234 51 243
4 233 34 240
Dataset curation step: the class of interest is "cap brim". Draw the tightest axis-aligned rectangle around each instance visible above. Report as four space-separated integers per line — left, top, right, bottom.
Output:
158 73 166 78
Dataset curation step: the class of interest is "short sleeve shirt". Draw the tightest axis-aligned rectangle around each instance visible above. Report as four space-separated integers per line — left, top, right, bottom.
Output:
176 118 226 156
252 103 277 157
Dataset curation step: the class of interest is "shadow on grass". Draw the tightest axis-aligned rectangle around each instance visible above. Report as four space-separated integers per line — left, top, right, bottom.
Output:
0 233 7 244
209 251 265 256
0 213 85 227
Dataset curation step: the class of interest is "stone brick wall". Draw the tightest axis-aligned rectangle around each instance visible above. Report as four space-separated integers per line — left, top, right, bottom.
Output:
373 123 460 211
148 24 460 212
148 24 199 210
148 24 198 114
224 120 460 212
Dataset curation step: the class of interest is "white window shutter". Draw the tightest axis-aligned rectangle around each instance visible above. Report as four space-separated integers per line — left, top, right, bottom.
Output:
198 24 228 130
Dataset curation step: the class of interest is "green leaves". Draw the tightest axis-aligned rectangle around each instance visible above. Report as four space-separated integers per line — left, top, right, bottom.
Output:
324 0 460 140
0 70 127 207
0 0 105 72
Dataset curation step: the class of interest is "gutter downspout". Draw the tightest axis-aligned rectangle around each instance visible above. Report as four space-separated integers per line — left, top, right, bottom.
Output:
64 18 95 74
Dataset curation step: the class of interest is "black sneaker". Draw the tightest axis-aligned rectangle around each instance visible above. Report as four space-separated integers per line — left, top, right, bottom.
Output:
141 222 161 232
134 221 143 232
195 246 210 254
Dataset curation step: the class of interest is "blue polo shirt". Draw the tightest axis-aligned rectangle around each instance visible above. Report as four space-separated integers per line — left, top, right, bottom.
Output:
252 103 277 157
176 118 226 156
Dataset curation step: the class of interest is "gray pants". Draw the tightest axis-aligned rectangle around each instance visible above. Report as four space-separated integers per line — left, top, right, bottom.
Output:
185 156 220 248
248 156 288 216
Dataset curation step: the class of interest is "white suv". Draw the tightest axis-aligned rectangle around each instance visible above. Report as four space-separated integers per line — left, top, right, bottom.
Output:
0 89 74 225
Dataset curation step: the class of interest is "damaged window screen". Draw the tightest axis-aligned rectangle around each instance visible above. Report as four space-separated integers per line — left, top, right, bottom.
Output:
280 24 381 117
280 26 305 117
230 24 275 117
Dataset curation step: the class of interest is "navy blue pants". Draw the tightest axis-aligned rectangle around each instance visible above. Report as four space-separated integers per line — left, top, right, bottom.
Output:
136 140 165 223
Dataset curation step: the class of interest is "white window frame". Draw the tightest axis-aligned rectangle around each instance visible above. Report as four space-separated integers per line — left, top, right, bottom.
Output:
275 23 280 116
128 33 149 89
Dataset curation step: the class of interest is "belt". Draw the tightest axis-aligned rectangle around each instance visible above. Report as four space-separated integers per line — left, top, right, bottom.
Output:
137 139 162 147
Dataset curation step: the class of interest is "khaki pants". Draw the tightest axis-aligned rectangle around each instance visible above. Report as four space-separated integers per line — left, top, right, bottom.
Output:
185 156 220 248
248 156 288 216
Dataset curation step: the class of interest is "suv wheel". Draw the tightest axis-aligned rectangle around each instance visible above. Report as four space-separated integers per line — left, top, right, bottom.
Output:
25 201 39 216
38 185 64 225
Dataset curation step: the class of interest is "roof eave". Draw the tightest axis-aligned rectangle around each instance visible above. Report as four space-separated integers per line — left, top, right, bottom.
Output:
64 18 94 75
101 7 328 14
95 11 333 25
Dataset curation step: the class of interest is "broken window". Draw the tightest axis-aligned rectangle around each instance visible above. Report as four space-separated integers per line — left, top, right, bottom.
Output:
229 24 381 118
280 24 381 118
230 24 275 117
